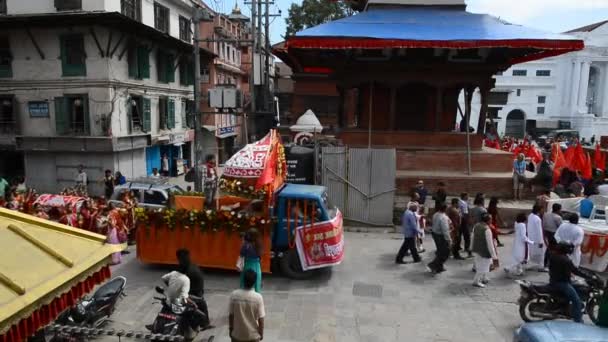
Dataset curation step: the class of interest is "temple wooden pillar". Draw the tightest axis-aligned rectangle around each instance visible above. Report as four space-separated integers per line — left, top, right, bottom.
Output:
389 86 397 130
477 86 490 135
435 86 444 132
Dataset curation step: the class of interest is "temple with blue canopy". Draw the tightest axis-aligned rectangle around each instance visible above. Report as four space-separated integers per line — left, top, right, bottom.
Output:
274 0 585 197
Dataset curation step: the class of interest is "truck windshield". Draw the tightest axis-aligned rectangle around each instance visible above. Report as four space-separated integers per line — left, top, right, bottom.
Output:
322 192 337 220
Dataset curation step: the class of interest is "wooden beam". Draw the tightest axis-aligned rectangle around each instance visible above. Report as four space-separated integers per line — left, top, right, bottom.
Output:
0 271 25 295
117 38 131 61
89 27 105 58
173 53 184 72
105 30 113 57
26 28 45 59
8 224 74 268
109 33 126 58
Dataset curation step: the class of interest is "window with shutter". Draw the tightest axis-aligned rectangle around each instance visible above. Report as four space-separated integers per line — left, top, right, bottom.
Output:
158 97 167 130
121 0 141 21
54 97 69 135
168 99 175 129
181 99 187 128
154 2 169 33
143 98 151 132
82 95 90 135
127 46 138 78
179 59 187 86
126 96 133 133
138 46 150 79
0 0 6 14
61 34 86 77
166 54 175 83
0 36 12 78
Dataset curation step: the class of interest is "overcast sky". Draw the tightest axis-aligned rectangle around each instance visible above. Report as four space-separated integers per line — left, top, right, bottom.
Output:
234 0 608 44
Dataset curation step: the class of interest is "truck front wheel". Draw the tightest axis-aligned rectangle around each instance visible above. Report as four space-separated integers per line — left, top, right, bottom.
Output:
280 249 315 280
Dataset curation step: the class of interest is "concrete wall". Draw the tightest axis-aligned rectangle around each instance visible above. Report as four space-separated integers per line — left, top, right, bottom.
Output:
24 150 115 195
114 148 146 180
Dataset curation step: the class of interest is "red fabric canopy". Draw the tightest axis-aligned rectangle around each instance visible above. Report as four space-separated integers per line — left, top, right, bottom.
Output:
1 266 111 342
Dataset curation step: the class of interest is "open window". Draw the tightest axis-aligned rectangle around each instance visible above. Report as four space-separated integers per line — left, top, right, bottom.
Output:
179 56 194 86
158 97 175 130
54 95 89 135
179 16 191 42
127 95 151 133
0 95 15 133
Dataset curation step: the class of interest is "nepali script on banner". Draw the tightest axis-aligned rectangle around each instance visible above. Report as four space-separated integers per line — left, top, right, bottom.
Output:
295 210 345 271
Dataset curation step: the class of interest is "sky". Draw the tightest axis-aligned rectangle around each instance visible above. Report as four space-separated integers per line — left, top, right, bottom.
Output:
222 0 608 44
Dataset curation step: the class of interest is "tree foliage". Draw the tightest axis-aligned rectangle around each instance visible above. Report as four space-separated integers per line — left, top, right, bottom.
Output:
285 0 354 38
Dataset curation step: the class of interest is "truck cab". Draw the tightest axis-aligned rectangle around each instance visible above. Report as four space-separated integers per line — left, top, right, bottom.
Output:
272 184 342 279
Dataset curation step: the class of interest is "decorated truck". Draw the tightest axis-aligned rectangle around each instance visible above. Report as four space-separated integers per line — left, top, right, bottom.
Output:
135 130 344 279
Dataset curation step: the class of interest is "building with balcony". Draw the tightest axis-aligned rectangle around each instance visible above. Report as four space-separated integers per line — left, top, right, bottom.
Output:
197 3 250 162
0 0 214 194
463 20 608 139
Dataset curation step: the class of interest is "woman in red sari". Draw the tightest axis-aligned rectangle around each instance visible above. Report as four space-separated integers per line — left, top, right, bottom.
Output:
487 197 505 247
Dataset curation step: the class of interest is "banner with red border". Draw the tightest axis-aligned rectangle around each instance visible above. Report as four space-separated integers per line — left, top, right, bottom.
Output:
295 209 344 271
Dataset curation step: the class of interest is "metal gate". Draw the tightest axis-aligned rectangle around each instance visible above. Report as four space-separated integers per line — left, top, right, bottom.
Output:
321 147 396 225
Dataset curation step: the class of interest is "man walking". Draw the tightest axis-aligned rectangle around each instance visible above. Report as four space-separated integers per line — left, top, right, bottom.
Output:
427 203 451 274
229 270 265 342
471 213 499 288
447 198 463 260
555 214 585 267
527 204 546 271
432 182 447 210
396 203 422 264
458 193 472 258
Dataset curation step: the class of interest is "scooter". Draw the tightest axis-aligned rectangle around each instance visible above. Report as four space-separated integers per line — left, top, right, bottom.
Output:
147 286 206 342
50 276 127 341
517 269 605 324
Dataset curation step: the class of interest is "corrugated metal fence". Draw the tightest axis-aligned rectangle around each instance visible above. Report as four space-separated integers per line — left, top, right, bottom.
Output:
321 147 396 225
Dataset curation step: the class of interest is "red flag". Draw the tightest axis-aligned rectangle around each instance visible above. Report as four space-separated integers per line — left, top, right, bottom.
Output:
256 143 278 189
552 143 566 186
595 144 606 172
583 152 593 180
564 145 575 166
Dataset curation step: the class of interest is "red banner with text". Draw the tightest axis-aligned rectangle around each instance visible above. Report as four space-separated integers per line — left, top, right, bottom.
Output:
295 210 345 271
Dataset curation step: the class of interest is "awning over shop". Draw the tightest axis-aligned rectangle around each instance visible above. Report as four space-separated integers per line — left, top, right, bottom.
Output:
0 208 124 342
278 7 583 66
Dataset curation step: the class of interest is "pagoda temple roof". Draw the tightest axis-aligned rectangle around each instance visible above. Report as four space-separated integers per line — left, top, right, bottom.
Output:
277 7 583 69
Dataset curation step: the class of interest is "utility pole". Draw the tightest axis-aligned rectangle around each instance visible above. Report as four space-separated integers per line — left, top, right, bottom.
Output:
264 0 270 114
192 7 211 192
249 0 257 143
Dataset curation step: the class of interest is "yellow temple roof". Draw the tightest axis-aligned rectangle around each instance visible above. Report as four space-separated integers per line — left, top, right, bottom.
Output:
0 208 124 334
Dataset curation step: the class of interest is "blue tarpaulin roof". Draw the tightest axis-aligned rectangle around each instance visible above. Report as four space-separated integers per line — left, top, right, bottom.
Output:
286 7 583 53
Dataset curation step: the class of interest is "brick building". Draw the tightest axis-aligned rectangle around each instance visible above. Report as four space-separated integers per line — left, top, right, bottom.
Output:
198 3 251 162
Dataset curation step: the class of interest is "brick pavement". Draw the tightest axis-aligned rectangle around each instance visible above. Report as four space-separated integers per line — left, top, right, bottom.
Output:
102 232 552 342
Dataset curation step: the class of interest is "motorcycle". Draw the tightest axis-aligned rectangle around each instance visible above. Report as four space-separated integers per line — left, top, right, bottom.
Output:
50 276 127 341
517 269 605 324
147 286 206 342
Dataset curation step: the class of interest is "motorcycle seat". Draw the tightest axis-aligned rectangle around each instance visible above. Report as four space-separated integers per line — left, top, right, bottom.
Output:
530 283 589 295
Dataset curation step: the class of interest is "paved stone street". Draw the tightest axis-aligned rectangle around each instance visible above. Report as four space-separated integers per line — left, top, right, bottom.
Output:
102 231 549 342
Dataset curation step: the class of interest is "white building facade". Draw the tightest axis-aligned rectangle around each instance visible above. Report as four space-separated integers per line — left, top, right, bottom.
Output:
463 20 608 140
0 0 211 194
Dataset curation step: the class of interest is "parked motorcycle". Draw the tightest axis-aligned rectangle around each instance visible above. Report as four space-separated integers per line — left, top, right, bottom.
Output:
147 286 206 342
517 270 605 324
49 276 127 341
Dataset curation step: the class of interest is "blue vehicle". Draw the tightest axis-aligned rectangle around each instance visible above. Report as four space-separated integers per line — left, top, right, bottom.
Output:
514 321 608 342
272 184 343 279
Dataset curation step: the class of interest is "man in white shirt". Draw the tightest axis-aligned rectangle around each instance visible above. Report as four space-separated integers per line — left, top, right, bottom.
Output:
527 204 546 271
229 270 265 342
76 165 87 186
427 203 452 274
161 270 190 311
555 213 585 267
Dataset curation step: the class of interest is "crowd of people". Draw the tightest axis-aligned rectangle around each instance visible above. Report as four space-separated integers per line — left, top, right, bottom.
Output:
398 179 589 322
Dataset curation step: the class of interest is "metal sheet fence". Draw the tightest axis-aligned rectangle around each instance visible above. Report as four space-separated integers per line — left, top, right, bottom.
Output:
321 147 395 225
